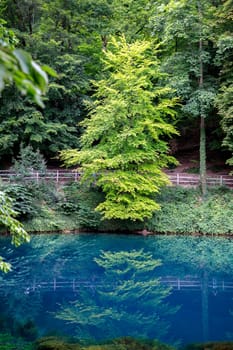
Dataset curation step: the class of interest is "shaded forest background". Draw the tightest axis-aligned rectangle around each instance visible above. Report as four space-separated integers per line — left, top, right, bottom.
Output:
0 0 233 173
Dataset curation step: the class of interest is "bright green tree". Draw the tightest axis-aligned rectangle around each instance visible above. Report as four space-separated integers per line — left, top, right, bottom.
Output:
61 36 178 221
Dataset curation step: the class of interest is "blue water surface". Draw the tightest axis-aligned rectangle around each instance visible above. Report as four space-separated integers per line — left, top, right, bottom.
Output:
0 233 233 347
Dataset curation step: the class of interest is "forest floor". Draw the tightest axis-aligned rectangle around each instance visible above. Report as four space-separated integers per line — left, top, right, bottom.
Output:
166 150 232 175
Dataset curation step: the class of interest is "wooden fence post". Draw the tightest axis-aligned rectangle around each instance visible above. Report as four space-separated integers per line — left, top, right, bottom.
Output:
178 278 181 290
53 278 56 291
220 175 223 186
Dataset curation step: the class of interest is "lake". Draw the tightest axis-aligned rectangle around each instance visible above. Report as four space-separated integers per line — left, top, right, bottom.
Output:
0 233 233 347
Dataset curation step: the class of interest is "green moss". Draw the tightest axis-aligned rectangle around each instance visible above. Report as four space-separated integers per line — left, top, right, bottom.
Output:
84 337 174 350
35 336 81 350
34 336 174 350
184 341 233 350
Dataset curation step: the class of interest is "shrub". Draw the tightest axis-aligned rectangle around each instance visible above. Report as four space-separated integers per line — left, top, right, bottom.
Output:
2 183 36 218
58 183 103 229
11 144 47 181
146 186 233 235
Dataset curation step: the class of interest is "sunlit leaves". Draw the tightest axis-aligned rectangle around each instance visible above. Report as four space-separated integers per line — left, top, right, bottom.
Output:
0 14 54 107
61 36 178 221
0 191 30 271
0 44 53 107
0 257 11 273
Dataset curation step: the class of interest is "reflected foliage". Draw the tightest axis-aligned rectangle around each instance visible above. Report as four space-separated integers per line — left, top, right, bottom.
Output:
35 336 81 350
184 342 233 350
0 332 33 350
35 336 174 350
0 235 233 345
56 249 175 341
148 235 233 278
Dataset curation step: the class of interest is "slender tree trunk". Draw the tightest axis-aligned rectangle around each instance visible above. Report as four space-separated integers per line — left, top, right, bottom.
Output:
198 5 207 197
201 270 209 342
200 114 207 196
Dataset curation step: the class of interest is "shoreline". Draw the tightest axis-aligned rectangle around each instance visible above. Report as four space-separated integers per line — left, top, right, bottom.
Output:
1 228 233 238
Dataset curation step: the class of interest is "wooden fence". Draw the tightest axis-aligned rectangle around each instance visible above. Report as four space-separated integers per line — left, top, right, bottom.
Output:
0 170 233 187
0 169 81 183
168 172 233 187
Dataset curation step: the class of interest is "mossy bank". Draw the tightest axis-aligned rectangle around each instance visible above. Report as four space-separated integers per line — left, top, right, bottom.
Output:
1 181 233 236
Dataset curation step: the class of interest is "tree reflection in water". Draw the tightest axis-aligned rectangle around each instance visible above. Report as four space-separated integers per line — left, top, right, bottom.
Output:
55 249 178 342
1 234 233 345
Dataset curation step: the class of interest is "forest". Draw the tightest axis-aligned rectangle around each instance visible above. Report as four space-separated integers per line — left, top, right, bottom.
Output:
0 0 233 236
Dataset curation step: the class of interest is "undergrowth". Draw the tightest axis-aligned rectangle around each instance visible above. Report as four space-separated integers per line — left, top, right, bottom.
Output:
0 180 232 235
146 186 233 235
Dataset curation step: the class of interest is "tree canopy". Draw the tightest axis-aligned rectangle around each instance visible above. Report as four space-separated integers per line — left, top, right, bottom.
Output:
61 36 178 221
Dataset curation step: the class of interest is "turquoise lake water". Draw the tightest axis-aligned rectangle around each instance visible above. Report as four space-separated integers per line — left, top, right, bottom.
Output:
0 233 233 347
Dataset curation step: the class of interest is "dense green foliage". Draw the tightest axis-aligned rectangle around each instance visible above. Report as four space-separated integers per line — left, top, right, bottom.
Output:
0 0 233 224
0 23 53 271
11 144 46 174
149 0 220 195
215 1 233 168
0 0 232 169
0 179 231 235
61 36 178 221
0 191 29 271
147 186 233 235
0 19 54 106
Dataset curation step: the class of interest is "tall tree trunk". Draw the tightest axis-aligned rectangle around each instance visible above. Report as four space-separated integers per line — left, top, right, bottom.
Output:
199 5 207 197
201 270 209 342
200 114 207 196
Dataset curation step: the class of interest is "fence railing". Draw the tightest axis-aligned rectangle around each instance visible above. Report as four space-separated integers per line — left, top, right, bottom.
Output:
0 170 232 187
1 277 233 294
168 173 233 187
0 169 81 183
